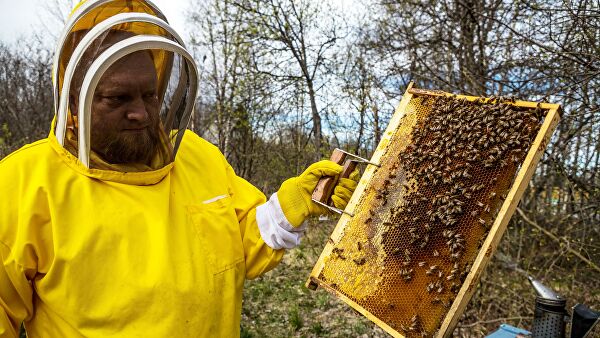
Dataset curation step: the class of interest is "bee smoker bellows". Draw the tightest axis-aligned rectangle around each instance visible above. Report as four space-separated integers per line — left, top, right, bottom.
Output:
529 276 567 338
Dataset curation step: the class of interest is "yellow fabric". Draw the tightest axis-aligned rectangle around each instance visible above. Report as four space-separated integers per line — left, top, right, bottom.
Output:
331 169 359 210
56 0 171 97
0 130 284 337
277 160 346 227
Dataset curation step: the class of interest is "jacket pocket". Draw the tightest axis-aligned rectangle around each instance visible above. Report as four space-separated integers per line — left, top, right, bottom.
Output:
187 195 245 275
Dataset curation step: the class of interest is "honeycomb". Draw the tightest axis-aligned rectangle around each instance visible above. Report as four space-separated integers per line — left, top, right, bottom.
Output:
314 94 547 337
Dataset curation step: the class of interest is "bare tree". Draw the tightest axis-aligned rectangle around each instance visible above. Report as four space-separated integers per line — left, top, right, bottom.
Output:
231 0 343 158
37 0 74 43
337 29 394 156
0 41 53 157
187 0 292 183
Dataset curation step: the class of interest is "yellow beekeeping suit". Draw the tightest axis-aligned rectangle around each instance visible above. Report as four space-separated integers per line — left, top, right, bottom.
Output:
0 128 283 337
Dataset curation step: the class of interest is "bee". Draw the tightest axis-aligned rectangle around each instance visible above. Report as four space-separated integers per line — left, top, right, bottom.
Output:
418 261 426 267
420 235 429 248
451 283 460 293
512 154 520 163
353 257 366 265
451 243 463 251
443 230 455 238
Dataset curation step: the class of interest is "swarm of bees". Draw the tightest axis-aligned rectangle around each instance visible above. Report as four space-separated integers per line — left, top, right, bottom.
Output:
355 95 544 337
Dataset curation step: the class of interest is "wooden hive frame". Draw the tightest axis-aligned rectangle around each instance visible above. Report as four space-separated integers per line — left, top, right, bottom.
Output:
306 82 561 337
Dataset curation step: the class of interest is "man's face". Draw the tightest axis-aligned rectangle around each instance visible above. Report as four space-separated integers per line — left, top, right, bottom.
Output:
90 51 160 165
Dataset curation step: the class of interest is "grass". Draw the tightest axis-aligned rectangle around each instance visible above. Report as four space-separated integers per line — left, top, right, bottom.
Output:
289 306 303 331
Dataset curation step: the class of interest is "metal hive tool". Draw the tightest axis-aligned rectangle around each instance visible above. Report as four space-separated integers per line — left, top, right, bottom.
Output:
306 83 561 337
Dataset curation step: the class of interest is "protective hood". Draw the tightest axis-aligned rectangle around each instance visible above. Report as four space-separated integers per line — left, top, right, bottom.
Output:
51 0 198 175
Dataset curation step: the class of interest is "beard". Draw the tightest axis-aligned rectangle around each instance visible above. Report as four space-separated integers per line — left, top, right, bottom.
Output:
101 126 160 164
91 109 162 165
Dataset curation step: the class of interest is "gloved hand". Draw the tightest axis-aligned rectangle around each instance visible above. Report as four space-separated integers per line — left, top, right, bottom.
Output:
331 169 359 210
277 160 359 227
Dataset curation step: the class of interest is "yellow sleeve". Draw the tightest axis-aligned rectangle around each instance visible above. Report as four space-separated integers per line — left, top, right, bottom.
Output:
0 242 34 338
225 164 284 279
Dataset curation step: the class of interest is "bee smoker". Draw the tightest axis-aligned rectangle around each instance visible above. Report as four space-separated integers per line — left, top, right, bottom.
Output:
529 276 568 337
528 276 599 338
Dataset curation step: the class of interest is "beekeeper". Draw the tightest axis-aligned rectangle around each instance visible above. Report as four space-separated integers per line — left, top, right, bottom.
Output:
0 1 357 337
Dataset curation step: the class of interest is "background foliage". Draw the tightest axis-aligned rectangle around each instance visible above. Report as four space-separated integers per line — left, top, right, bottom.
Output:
2 0 598 336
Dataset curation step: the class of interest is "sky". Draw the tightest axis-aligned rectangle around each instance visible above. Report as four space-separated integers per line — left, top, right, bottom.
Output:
0 0 191 46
